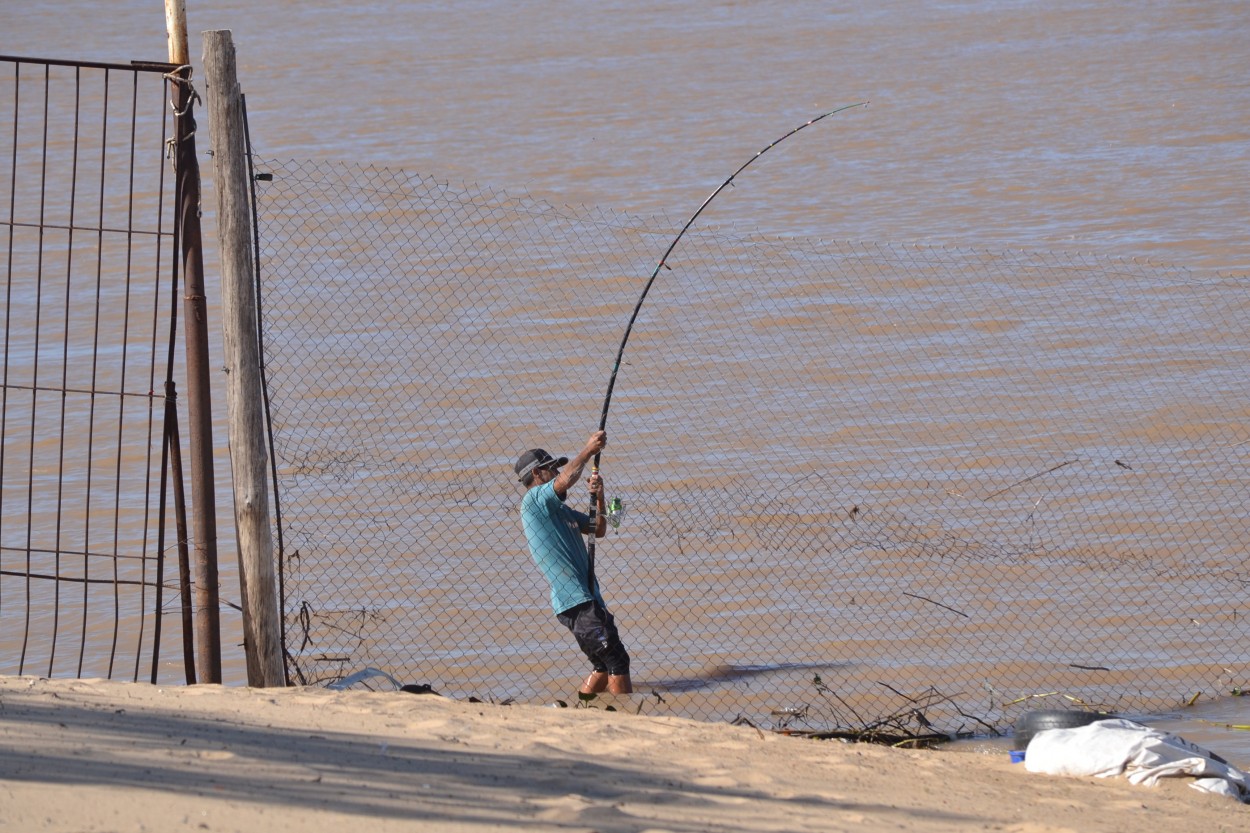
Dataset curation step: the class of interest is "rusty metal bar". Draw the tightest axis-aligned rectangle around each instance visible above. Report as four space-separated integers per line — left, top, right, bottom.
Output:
47 64 82 676
150 73 180 685
169 67 223 685
0 54 178 74
18 63 52 674
0 61 14 638
163 381 196 684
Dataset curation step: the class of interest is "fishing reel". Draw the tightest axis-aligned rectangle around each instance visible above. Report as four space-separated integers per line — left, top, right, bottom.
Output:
606 496 626 529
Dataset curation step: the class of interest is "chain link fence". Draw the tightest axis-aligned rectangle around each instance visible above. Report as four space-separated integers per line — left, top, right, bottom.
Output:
251 154 1249 736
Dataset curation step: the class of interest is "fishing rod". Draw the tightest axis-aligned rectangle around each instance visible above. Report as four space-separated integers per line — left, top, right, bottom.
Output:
585 102 869 583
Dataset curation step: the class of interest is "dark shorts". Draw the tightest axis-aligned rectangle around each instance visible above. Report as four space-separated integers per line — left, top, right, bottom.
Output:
555 600 631 677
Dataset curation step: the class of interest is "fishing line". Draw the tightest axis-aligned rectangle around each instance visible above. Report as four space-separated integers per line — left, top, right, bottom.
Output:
585 102 869 581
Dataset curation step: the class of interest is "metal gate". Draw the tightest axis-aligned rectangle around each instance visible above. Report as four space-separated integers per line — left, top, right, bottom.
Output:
0 54 191 682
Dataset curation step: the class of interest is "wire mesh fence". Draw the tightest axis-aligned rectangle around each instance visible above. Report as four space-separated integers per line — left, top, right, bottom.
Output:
252 154 1249 736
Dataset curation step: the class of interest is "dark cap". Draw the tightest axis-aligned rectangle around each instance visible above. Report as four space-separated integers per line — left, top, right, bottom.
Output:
514 448 568 482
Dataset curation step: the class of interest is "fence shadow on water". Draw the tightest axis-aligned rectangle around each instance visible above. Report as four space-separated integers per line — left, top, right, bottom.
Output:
252 155 1249 735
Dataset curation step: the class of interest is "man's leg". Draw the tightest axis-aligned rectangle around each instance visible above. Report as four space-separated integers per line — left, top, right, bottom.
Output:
558 604 606 695
580 670 609 694
566 603 631 696
607 674 632 694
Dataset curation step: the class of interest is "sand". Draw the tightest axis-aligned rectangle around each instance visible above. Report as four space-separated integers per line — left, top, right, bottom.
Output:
1 676 1245 832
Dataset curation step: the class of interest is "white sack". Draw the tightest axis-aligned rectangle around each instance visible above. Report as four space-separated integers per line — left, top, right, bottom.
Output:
1023 718 1249 802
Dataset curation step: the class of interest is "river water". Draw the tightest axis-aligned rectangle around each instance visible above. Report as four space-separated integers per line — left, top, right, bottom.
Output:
6 0 1247 274
4 0 1249 764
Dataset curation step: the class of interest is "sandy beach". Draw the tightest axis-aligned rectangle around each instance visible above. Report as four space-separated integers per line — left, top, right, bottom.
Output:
1 676 1244 832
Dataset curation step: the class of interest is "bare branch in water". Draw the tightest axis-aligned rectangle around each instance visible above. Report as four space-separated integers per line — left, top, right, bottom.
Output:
984 459 1077 499
902 592 970 618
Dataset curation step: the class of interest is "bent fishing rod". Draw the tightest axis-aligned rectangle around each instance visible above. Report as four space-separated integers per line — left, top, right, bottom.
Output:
584 102 869 583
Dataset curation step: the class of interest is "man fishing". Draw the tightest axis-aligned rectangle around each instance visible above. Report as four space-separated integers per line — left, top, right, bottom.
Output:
515 429 633 695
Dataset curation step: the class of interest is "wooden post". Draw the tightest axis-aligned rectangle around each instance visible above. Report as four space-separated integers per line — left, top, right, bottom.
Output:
166 0 223 683
164 0 189 65
202 29 286 688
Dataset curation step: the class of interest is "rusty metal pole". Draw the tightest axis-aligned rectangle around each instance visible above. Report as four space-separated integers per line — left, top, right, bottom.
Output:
166 0 222 683
164 380 197 684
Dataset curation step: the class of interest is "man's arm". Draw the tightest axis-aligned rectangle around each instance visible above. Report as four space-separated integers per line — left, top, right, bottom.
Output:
552 430 607 500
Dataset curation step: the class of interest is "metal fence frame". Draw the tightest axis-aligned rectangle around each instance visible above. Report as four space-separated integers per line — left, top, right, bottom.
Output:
0 54 193 683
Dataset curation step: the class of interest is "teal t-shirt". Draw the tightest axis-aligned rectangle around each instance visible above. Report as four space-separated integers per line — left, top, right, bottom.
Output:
520 480 603 615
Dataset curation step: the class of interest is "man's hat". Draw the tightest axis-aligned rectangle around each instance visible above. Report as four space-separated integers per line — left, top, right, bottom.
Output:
514 448 568 482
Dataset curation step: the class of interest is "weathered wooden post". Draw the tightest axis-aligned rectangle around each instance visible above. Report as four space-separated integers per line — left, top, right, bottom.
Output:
202 28 286 688
165 0 222 683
